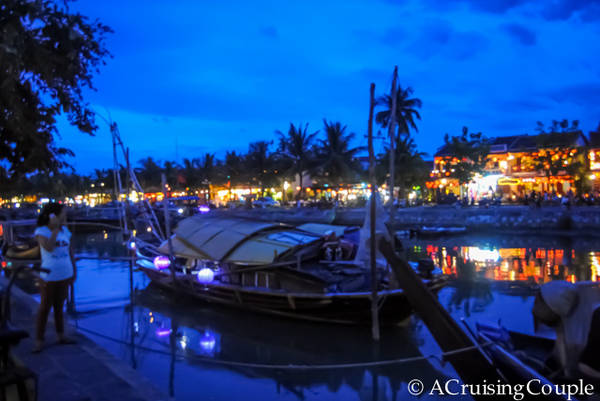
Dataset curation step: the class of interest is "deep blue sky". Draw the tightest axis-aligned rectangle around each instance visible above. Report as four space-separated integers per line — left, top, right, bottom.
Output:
57 0 600 173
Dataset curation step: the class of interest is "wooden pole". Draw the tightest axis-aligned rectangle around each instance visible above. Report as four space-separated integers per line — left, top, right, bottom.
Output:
388 66 398 247
368 82 380 341
125 147 135 300
111 130 119 204
161 174 177 284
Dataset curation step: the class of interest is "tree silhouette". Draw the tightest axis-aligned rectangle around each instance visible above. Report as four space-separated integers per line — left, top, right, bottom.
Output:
0 0 112 183
314 120 364 187
443 127 490 186
276 123 318 198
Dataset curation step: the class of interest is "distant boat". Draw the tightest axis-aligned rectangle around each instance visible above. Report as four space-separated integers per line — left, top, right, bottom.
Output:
418 226 466 236
137 216 448 325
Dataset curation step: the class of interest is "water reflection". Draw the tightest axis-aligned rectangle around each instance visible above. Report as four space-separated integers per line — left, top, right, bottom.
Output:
68 232 600 401
131 286 451 401
447 259 494 317
406 237 600 285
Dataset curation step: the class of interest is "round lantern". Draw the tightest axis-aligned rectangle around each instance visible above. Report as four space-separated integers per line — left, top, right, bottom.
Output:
153 255 171 270
197 267 215 284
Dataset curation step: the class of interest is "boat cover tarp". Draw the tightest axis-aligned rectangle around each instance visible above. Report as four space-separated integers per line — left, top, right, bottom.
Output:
162 236 207 259
226 237 293 264
297 223 346 237
227 230 321 264
158 217 319 264
158 217 280 260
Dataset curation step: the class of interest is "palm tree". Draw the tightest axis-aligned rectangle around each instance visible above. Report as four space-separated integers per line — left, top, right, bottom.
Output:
376 84 422 205
276 123 318 198
314 120 365 188
198 153 215 184
222 151 245 194
246 141 276 196
181 158 199 189
377 135 428 200
135 157 162 190
375 84 422 136
162 161 181 189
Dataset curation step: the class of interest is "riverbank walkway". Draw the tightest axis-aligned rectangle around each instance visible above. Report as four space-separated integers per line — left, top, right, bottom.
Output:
1 276 169 401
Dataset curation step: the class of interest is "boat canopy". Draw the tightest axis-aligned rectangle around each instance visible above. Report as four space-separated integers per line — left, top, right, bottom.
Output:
297 223 347 237
158 217 321 265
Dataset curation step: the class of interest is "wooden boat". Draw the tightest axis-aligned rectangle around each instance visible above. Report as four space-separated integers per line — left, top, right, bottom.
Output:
476 322 599 400
137 217 448 325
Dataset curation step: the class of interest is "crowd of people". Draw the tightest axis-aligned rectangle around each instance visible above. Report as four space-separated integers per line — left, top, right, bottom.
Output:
436 189 600 208
520 189 600 208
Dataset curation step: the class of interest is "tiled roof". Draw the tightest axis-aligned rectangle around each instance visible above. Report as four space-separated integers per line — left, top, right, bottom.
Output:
434 131 587 157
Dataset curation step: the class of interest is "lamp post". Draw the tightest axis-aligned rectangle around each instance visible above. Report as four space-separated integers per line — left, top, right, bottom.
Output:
283 181 289 204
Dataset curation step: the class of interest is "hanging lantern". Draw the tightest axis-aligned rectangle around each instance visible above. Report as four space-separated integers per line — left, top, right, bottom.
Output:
199 331 217 354
197 267 215 284
153 255 171 270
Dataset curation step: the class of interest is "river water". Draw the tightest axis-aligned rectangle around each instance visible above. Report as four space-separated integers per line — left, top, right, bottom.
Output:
43 231 600 400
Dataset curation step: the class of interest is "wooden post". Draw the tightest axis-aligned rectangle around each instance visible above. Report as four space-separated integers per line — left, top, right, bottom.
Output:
128 248 136 369
111 131 119 204
378 238 502 385
162 174 177 284
368 82 380 341
388 66 398 246
123 147 133 236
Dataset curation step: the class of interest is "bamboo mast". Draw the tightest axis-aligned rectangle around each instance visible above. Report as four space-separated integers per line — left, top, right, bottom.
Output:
368 82 380 341
388 67 398 247
161 174 177 284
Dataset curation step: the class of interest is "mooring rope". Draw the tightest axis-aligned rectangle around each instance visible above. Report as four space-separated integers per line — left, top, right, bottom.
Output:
75 325 492 370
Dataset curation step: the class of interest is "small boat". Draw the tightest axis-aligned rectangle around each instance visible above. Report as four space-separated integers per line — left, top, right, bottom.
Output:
418 226 466 236
476 322 599 400
137 216 448 325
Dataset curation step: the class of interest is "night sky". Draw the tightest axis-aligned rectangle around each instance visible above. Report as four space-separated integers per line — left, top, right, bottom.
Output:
57 0 600 173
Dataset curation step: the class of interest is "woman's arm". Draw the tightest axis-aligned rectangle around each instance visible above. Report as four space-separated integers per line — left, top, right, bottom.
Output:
36 227 61 252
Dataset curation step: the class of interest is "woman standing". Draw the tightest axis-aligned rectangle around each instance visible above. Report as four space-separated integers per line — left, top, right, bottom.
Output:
33 203 77 352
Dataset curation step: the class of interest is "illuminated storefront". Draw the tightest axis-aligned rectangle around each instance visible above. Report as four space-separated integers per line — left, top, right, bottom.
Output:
590 131 600 191
429 132 588 200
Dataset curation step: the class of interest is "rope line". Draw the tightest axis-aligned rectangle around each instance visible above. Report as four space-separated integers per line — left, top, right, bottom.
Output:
76 325 491 370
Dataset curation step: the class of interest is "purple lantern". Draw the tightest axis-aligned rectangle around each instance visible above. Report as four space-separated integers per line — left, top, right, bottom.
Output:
153 255 171 270
155 328 172 337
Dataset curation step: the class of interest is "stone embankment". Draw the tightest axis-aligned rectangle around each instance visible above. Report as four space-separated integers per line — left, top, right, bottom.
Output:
212 205 600 236
3 276 169 401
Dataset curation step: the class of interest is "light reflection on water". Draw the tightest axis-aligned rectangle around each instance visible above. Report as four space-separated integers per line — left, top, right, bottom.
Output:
67 231 600 401
405 236 600 284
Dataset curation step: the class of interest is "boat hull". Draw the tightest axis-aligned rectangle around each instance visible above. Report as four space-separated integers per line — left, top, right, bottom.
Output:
476 324 599 400
139 266 447 325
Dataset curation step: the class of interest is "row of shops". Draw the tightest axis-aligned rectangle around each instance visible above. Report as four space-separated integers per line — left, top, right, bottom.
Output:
0 184 378 209
428 131 600 201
